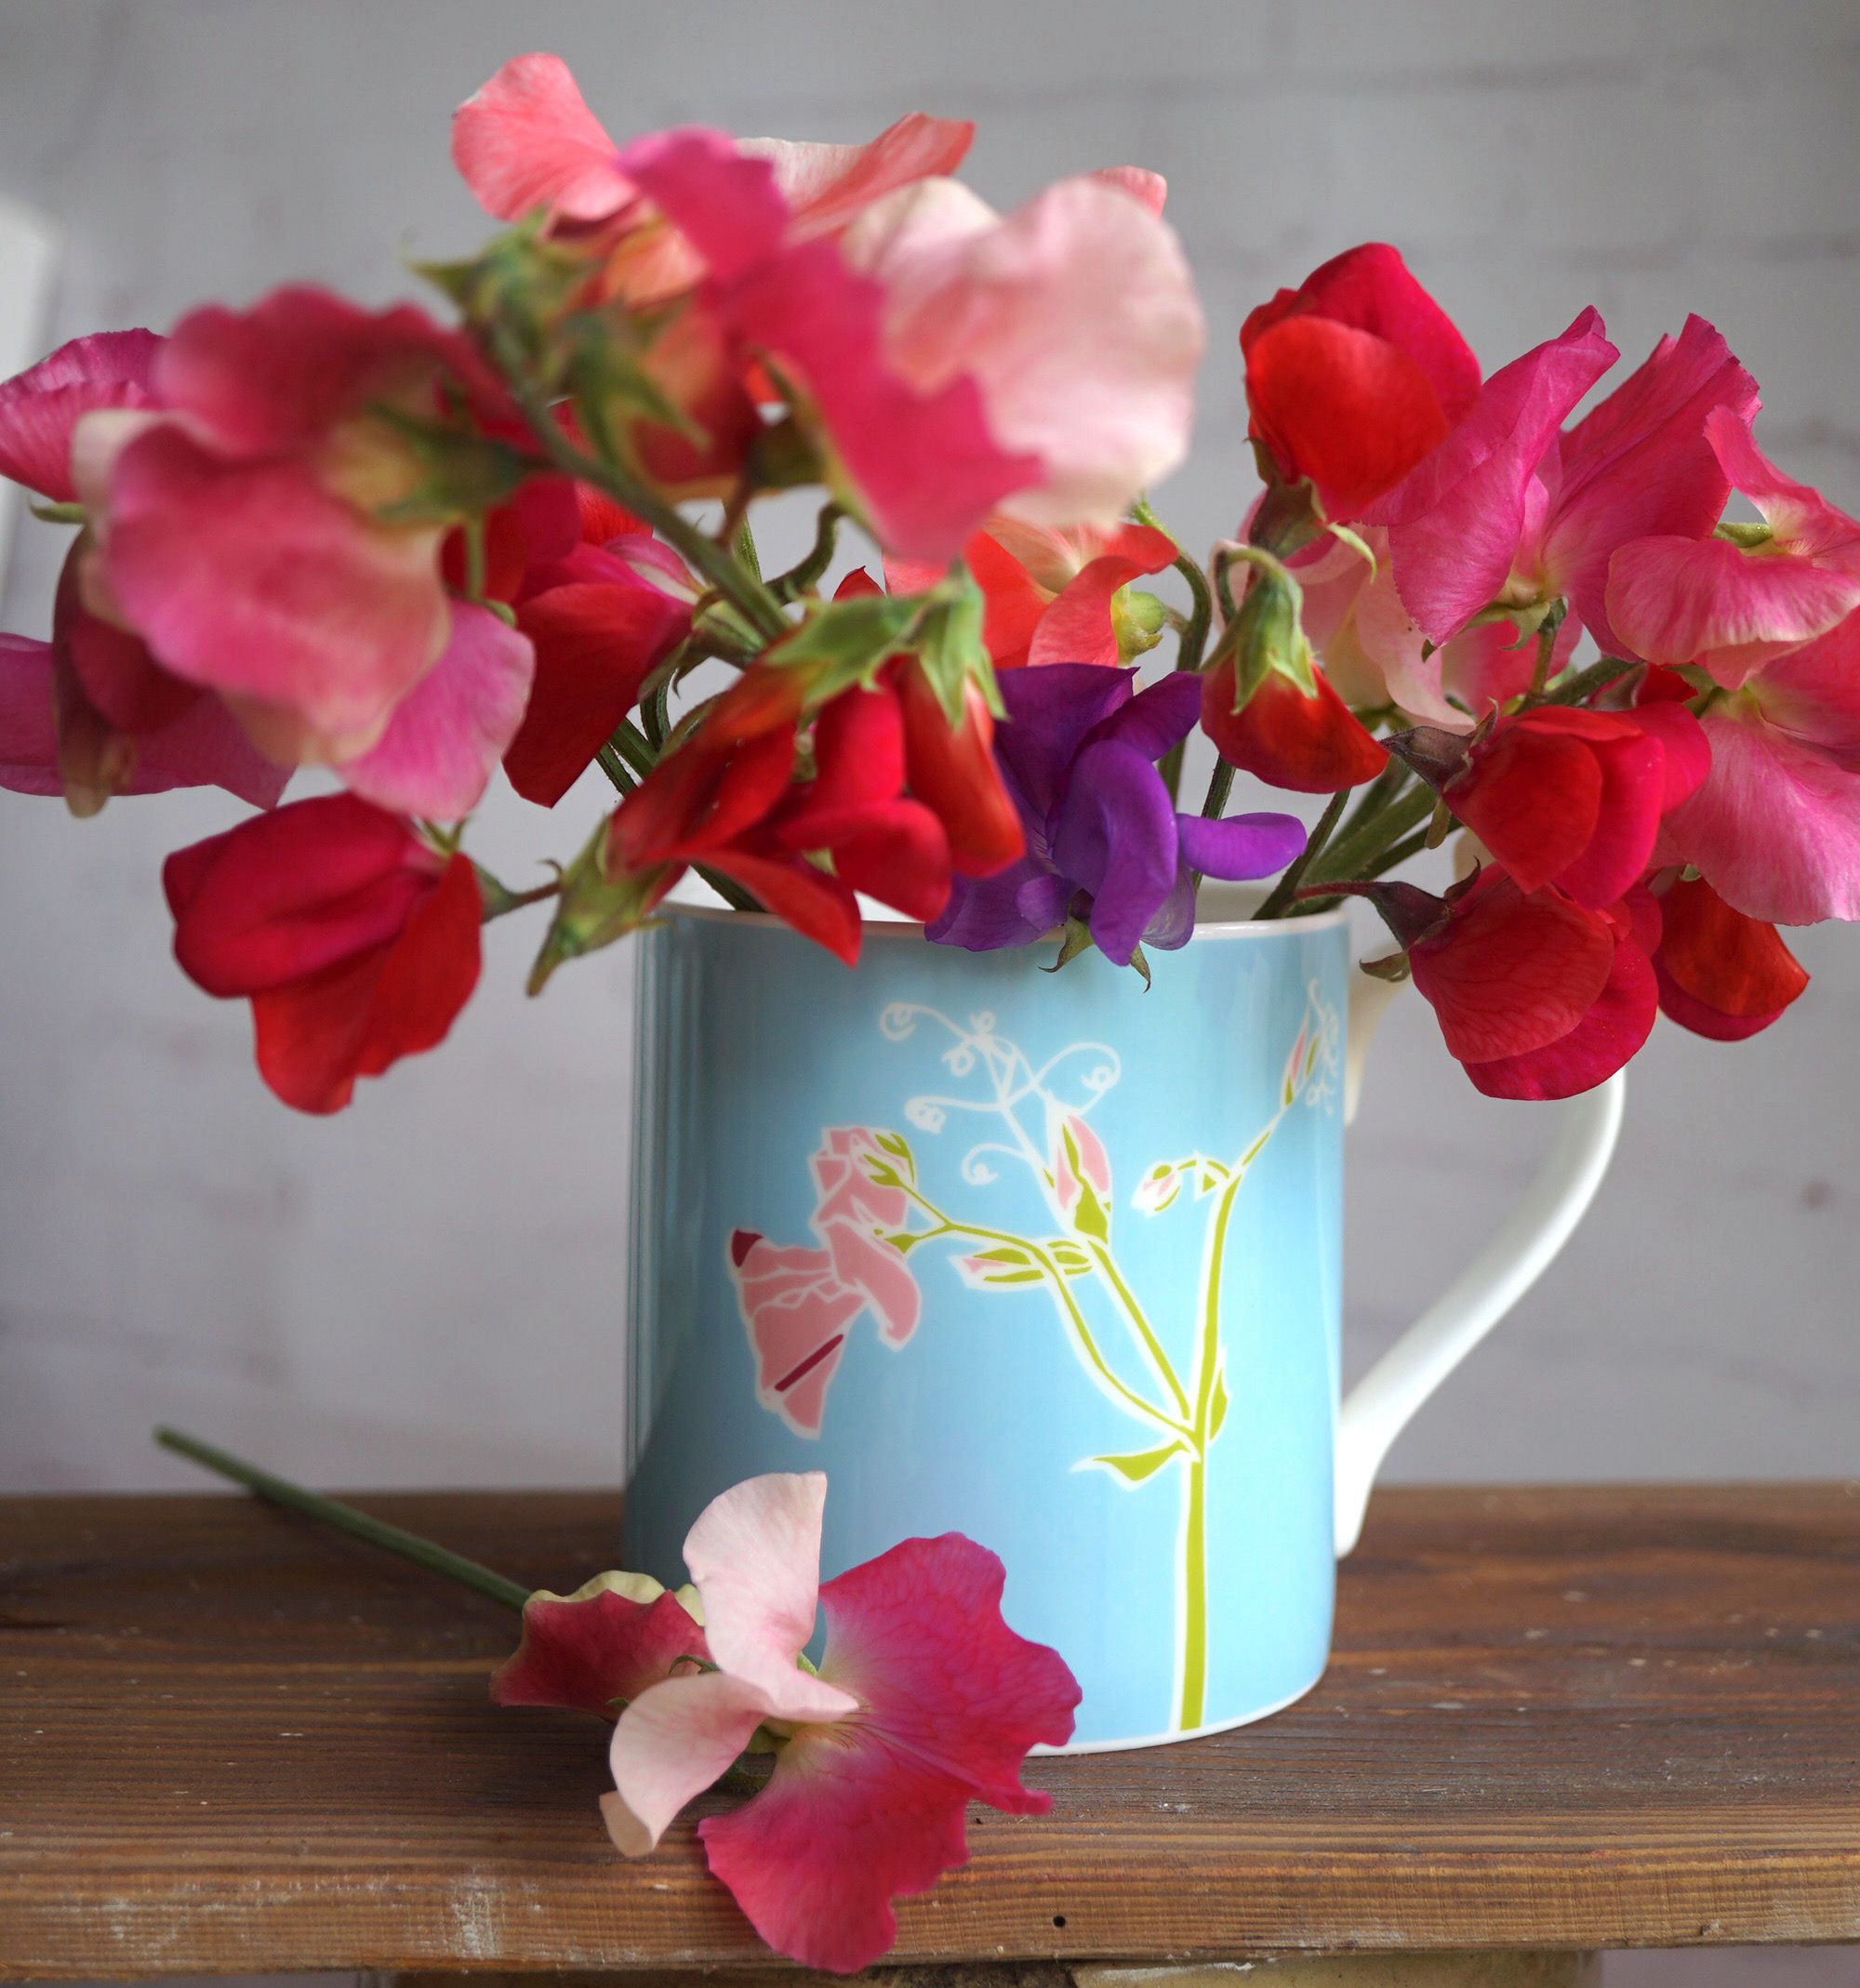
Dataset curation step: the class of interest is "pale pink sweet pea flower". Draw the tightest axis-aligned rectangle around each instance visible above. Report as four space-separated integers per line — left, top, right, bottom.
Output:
604 1472 1080 1974
1297 526 1549 729
68 286 536 815
1606 409 1860 686
841 171 1203 535
1663 609 1860 924
610 130 1200 561
452 52 974 304
889 517 1177 669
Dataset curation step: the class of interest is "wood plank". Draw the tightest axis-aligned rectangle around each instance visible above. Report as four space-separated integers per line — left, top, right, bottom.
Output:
1 1484 1857 1976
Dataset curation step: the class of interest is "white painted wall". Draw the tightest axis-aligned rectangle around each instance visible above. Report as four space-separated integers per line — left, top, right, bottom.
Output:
1 7 1856 1976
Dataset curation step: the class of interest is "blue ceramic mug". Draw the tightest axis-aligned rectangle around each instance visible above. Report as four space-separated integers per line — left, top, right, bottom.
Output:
623 889 1622 1750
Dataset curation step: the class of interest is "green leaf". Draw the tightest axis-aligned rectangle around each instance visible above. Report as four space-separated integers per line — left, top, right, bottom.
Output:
1048 1239 1093 1276
874 1131 917 1180
878 1231 921 1254
1208 1364 1230 1441
1084 1441 1186 1485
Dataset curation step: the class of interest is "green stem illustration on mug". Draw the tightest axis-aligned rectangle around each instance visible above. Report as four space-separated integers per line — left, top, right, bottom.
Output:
729 993 1338 1733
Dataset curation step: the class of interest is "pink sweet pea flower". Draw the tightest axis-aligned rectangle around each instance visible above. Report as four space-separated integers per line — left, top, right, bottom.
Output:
0 328 162 503
1606 410 1860 685
491 1571 709 1717
1370 310 1619 642
602 1472 1080 1974
1 626 285 815
69 286 537 814
1662 608 1860 923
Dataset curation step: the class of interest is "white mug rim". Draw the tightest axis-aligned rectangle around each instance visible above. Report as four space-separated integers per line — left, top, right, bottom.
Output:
657 877 1350 941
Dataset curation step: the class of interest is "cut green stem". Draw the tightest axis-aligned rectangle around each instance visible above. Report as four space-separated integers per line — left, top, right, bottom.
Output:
153 1427 530 1612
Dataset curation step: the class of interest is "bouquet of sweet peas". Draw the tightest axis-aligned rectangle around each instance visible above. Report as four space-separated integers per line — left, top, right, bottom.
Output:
2 50 1849 1120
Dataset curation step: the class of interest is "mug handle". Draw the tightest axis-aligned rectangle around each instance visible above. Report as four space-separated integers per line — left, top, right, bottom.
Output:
1333 979 1627 1556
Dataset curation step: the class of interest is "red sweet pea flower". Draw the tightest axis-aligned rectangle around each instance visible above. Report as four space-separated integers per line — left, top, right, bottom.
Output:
492 1572 709 1717
888 518 1176 669
1357 868 1658 1099
606 663 955 962
599 1472 1080 1974
504 532 697 808
1241 244 1481 519
1389 701 1709 908
832 567 1024 874
163 794 482 1113
1201 653 1388 793
1652 873 1809 1041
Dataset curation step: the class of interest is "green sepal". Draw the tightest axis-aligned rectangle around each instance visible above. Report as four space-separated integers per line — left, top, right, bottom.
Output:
772 590 926 705
1224 548 1317 706
912 567 1003 723
526 819 669 995
1044 916 1095 974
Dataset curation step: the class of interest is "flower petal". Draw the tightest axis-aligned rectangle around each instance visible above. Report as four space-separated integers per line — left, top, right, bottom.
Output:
491 1574 709 1716
604 1669 774 1856
0 329 161 502
1176 809 1308 881
506 567 691 807
683 1472 858 1723
340 603 535 818
1464 932 1657 1100
452 52 631 223
1665 697 1860 923
1052 736 1179 965
1409 871 1614 1064
100 425 448 743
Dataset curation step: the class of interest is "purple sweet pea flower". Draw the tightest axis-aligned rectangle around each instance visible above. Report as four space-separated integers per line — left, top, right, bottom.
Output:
927 665 1307 964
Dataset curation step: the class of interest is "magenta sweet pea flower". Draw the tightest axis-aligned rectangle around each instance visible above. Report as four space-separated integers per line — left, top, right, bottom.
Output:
1368 314 1760 656
1368 308 1619 641
928 665 1307 964
1663 609 1860 924
601 1472 1080 1974
1606 410 1860 686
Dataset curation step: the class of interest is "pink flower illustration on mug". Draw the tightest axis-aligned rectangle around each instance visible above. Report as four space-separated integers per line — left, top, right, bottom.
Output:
729 1128 923 1436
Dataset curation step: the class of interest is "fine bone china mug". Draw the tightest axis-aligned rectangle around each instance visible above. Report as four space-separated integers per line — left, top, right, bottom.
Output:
622 886 1623 1751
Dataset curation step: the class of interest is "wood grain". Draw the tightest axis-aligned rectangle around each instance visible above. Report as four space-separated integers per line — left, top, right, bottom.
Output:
2 1484 1857 1976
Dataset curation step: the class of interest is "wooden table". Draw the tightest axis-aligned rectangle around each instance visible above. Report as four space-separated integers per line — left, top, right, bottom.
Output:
2 1485 1857 1985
